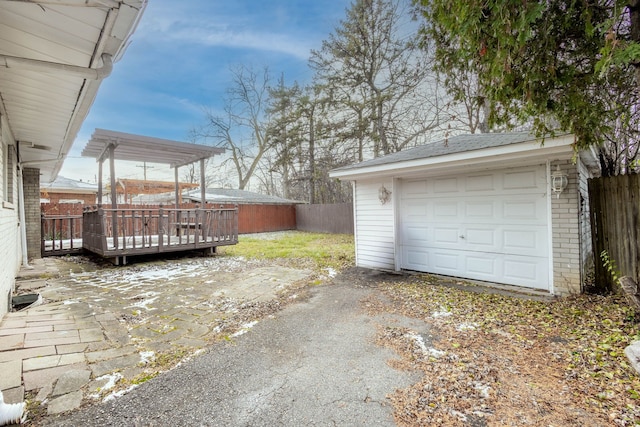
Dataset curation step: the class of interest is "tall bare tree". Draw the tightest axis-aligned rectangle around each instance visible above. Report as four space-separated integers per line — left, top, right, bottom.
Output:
195 65 272 189
310 0 443 158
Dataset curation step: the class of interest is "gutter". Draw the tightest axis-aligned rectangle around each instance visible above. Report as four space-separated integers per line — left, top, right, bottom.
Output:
0 53 113 80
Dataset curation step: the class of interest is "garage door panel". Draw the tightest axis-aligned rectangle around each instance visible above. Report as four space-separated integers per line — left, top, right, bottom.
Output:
465 228 495 246
433 177 459 193
433 227 459 244
503 256 548 285
503 200 542 221
405 225 428 242
403 247 429 270
400 165 550 290
503 169 539 189
465 201 494 218
466 255 497 276
503 229 541 250
465 173 495 191
433 252 459 272
434 202 458 218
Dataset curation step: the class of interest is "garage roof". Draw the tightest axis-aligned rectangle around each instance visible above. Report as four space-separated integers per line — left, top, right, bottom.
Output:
82 128 225 168
330 132 587 179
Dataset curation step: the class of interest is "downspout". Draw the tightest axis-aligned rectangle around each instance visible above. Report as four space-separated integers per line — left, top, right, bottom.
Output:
16 143 30 269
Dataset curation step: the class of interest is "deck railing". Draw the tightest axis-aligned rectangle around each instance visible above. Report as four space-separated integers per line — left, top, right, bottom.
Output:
82 204 238 263
41 213 84 256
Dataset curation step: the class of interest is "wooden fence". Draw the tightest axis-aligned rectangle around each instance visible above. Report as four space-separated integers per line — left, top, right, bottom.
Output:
588 173 640 291
296 203 354 234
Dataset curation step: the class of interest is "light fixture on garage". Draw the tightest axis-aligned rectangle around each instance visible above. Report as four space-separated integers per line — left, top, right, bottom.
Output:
551 165 568 198
378 184 391 205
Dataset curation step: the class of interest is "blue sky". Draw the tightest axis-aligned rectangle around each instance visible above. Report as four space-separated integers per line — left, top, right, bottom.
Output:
61 0 351 182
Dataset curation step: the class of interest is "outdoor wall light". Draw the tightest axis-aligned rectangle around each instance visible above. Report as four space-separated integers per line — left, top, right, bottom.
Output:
551 165 568 198
378 184 391 205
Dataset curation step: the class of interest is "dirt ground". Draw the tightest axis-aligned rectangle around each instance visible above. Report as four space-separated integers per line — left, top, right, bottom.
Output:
357 272 640 427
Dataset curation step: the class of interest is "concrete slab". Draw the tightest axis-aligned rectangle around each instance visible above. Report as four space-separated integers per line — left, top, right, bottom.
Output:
23 353 85 371
90 353 142 378
23 364 89 391
52 370 91 396
56 343 89 354
625 340 640 374
2 386 24 404
25 330 79 341
47 390 83 415
0 318 26 328
36 383 53 402
23 336 80 348
0 334 24 351
79 328 104 343
0 360 22 391
86 346 138 363
0 345 56 363
0 325 52 336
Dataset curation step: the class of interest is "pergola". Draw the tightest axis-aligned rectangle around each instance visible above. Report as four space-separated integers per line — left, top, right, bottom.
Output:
78 129 235 265
82 128 224 209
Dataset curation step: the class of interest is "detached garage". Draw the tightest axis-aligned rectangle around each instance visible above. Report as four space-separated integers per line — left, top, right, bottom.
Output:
330 132 600 295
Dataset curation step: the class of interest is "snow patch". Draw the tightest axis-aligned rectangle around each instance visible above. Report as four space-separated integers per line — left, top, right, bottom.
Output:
456 322 478 331
325 267 338 278
139 351 155 365
432 307 453 318
90 373 122 399
231 321 258 337
102 385 139 403
407 332 446 358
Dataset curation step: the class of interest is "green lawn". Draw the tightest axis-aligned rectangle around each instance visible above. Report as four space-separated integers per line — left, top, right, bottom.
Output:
219 231 355 270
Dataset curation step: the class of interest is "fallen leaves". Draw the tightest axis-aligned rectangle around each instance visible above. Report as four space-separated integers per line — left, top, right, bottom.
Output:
369 275 640 426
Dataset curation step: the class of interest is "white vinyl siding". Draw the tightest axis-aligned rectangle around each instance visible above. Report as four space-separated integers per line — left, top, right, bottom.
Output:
0 114 21 318
354 179 395 270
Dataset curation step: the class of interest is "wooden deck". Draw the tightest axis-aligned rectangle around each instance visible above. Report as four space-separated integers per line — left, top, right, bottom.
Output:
82 205 238 265
41 213 84 256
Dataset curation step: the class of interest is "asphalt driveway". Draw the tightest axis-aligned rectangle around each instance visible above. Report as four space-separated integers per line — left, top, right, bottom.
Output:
43 268 427 426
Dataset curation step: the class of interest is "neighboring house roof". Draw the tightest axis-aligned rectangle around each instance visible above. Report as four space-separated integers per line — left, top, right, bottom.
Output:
0 1 148 183
116 179 199 195
330 131 596 180
185 188 301 205
40 176 98 194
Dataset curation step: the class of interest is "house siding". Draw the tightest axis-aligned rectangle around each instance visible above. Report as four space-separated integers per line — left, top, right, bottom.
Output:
0 113 21 318
354 179 395 270
551 159 582 295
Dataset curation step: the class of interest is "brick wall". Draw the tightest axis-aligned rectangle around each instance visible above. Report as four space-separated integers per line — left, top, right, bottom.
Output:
23 168 41 259
551 160 582 295
41 191 96 205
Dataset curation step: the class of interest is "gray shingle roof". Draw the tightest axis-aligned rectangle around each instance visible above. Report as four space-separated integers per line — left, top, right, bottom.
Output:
185 188 301 205
40 176 98 192
332 131 562 172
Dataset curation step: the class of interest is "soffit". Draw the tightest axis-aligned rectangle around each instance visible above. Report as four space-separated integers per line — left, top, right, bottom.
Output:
0 0 146 182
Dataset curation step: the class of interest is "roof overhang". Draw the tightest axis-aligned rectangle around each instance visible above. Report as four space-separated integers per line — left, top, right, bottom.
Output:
330 134 585 181
0 0 147 182
82 128 225 168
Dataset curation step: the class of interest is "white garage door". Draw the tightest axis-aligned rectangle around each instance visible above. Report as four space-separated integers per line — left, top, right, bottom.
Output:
399 166 550 290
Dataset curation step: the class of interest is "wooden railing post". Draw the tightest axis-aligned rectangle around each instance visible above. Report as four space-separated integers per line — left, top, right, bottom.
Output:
158 204 164 252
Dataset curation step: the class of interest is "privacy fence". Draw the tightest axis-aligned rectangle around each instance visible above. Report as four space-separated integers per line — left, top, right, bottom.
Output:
588 173 640 291
296 203 354 234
